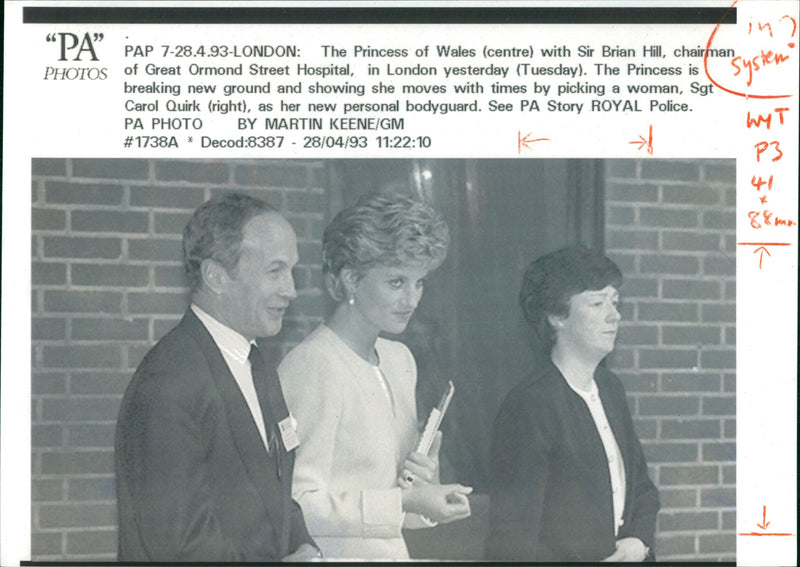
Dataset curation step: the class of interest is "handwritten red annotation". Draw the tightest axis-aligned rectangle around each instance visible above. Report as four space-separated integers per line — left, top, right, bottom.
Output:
739 506 795 537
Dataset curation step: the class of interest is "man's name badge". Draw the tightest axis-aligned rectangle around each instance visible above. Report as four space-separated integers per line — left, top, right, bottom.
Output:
278 416 300 451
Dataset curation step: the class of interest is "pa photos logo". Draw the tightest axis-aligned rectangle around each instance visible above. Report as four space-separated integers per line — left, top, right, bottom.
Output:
44 32 108 80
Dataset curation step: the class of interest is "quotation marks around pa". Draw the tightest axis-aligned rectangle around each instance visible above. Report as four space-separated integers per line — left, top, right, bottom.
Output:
44 32 108 81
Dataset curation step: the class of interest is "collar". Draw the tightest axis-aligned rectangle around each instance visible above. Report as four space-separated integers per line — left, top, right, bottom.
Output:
191 304 252 365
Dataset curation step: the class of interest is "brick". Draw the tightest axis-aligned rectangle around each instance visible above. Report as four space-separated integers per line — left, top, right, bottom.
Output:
129 185 206 208
658 488 698 507
640 253 699 275
722 511 736 529
32 158 67 176
32 532 64 556
72 318 149 341
129 345 154 367
39 451 115 476
639 302 698 322
703 254 736 276
662 231 721 252
33 372 67 395
32 262 67 285
703 162 736 183
724 419 735 438
33 317 67 340
640 207 699 228
641 161 699 182
660 465 719 485
701 396 735 416
73 158 149 180
606 182 659 203
310 218 326 240
234 163 308 188
33 208 67 230
68 477 117 502
640 348 697 369
662 278 721 301
724 281 735 300
154 211 192 234
701 210 736 230
72 264 150 288
701 349 735 369
662 185 721 205
639 396 699 416
616 325 657 346
654 534 695 556
66 530 117 555
33 479 65 502
700 487 735 508
699 533 735 554
155 265 188 288
661 418 721 439
33 425 64 448
128 238 182 261
43 236 122 259
67 424 116 448
723 373 735 392
43 290 121 314
662 325 722 345
724 188 736 207
642 442 698 462
619 276 658 298
700 303 734 323
46 182 123 205
72 210 149 233
297 241 322 263
41 397 120 422
659 511 718 531
607 204 636 225
71 372 131 396
616 372 658 392
38 503 116 528
128 292 189 314
722 465 735 483
617 302 634 321
42 345 123 369
607 229 659 250
606 160 638 178
286 191 326 213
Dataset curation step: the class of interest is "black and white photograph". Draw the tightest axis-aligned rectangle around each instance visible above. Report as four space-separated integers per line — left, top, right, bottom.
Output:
29 157 736 561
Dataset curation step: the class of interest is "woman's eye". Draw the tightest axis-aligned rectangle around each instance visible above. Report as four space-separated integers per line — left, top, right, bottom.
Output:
389 279 403 288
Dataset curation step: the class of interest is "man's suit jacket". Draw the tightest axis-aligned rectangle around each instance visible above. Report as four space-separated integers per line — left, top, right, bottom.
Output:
485 360 660 562
115 309 314 561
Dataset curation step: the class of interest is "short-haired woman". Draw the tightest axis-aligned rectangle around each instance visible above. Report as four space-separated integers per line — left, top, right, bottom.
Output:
279 192 472 560
486 246 659 562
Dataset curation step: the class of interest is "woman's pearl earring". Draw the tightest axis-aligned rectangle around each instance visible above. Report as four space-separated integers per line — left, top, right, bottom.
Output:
348 295 355 306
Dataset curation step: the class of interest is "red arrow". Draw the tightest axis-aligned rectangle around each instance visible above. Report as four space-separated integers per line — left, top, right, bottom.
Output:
757 506 772 530
754 245 771 269
517 131 550 153
629 125 654 154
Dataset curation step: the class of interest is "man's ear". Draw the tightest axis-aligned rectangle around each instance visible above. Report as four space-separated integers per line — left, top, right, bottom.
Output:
201 258 230 294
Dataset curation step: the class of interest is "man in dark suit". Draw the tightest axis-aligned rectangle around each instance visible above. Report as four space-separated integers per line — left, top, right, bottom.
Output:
115 193 319 561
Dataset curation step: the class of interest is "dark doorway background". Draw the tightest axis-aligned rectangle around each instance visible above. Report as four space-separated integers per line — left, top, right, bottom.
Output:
327 159 605 489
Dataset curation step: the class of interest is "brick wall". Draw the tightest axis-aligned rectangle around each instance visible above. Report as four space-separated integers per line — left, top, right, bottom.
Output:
604 159 736 561
31 158 736 561
31 159 328 560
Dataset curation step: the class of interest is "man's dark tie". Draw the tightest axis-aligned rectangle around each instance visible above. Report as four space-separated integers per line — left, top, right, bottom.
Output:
248 344 282 467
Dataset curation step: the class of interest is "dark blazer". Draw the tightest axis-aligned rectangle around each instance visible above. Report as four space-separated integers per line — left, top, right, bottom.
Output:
115 309 314 561
485 360 659 562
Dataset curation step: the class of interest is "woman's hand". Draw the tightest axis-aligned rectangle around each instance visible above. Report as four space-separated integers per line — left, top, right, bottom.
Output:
401 482 472 524
397 431 442 488
601 537 649 562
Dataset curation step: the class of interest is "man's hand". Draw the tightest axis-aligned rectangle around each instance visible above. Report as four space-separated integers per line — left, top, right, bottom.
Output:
602 537 649 562
401 482 472 524
283 542 322 562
